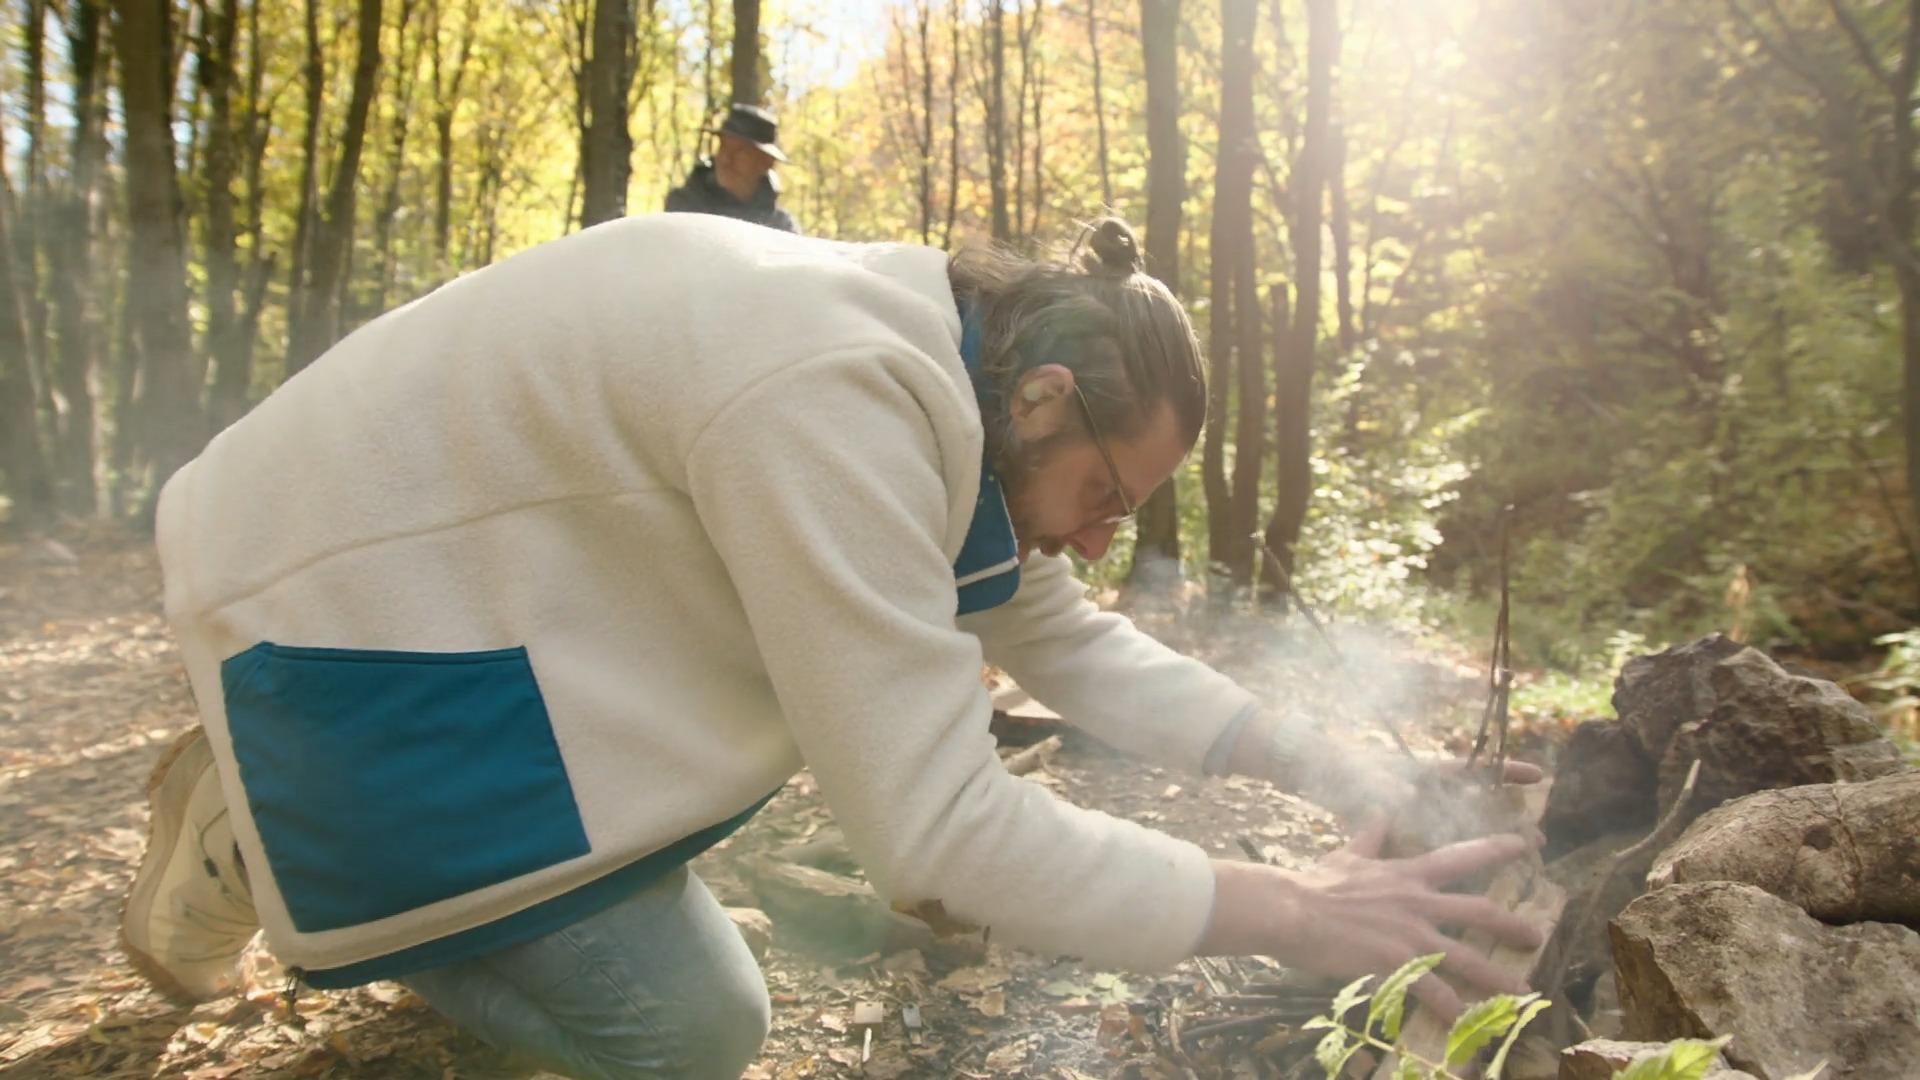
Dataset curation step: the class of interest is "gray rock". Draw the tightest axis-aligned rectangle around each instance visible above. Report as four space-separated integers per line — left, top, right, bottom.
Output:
1649 772 1920 925
1610 881 1920 1079
1612 634 1746 761
1658 649 1907 815
1541 721 1657 857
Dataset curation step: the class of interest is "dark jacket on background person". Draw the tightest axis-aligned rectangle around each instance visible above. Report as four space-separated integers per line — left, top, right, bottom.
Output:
664 160 798 233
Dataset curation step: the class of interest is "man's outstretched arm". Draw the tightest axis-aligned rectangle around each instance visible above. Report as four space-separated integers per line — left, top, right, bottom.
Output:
958 554 1259 774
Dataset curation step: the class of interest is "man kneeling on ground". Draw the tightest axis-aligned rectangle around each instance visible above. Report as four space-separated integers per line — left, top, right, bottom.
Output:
123 212 1540 1080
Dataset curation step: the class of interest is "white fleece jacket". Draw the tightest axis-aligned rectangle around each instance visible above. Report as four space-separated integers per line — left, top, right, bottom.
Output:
155 213 1258 980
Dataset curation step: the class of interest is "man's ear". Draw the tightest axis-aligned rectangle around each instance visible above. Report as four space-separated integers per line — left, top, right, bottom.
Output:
1009 364 1077 442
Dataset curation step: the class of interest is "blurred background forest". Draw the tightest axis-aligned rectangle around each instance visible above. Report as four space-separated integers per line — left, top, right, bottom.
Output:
3 0 1919 702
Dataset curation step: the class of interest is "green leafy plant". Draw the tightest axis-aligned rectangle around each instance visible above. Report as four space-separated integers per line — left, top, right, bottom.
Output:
1852 629 1920 764
1612 1037 1731 1080
1609 1037 1825 1080
1303 959 1826 1080
1302 954 1546 1079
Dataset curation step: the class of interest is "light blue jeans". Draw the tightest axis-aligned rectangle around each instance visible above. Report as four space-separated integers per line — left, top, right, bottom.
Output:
401 868 770 1080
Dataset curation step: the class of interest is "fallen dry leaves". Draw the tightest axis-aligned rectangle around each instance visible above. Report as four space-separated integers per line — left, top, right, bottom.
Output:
0 524 1498 1078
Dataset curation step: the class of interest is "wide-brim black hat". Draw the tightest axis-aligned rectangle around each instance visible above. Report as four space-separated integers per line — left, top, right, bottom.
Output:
707 103 788 164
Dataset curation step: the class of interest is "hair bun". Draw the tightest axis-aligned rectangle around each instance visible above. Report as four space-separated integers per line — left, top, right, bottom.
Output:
1081 217 1144 276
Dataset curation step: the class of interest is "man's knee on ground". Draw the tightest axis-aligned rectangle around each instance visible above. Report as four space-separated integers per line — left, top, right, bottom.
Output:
576 960 770 1080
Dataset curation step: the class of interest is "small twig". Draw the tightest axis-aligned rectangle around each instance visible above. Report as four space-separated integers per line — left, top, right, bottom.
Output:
1234 983 1338 1001
1179 1011 1293 1047
1167 997 1200 1072
1236 835 1271 864
1191 955 1233 998
1597 760 1705 885
1468 505 1516 786
1000 734 1063 776
1204 993 1328 1010
1493 505 1514 784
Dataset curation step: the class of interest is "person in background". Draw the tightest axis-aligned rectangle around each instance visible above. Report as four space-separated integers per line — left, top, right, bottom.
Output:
664 103 798 233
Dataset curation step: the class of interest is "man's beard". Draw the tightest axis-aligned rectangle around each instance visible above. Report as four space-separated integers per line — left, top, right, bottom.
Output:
992 428 1067 558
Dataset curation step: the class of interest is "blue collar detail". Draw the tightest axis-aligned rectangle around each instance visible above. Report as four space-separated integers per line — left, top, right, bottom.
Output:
953 301 1021 616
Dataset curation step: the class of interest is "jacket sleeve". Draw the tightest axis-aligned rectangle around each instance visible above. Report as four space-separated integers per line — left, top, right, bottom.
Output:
958 556 1259 775
772 207 799 234
684 350 1215 971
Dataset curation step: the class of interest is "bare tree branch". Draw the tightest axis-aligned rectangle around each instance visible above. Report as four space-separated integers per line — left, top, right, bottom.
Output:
1827 0 1896 93
1723 0 1831 95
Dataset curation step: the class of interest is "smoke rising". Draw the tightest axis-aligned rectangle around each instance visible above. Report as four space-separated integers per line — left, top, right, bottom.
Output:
1115 556 1531 855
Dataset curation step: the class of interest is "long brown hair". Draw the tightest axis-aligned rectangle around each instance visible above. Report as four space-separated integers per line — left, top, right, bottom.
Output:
948 217 1207 450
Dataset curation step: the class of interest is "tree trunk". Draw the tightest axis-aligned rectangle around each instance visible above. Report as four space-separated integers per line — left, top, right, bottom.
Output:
1329 120 1355 354
1262 283 1304 600
45 0 105 512
1128 0 1184 580
1263 0 1336 591
197 0 246 431
730 0 760 105
701 0 719 122
566 2 590 226
230 0 273 417
114 0 204 502
943 0 962 249
1228 238 1264 583
1089 0 1113 209
580 0 636 228
1202 0 1258 577
23 0 58 457
1 144 54 523
286 0 383 375
919 0 934 244
1223 0 1266 584
286 0 323 366
20 0 52 428
882 6 929 245
1902 266 1920 553
1011 0 1040 238
1028 12 1045 238
106 244 138 512
1889 1 1920 571
430 0 475 277
986 0 1011 242
472 72 509 266
370 0 420 319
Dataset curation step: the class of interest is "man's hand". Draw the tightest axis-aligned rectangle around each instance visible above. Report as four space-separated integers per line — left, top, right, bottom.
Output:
1198 821 1542 1021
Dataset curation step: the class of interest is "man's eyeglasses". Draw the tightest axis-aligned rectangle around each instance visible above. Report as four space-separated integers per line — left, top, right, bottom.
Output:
1071 384 1138 526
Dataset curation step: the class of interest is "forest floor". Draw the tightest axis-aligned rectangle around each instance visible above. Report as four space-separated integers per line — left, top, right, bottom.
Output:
0 524 1548 1080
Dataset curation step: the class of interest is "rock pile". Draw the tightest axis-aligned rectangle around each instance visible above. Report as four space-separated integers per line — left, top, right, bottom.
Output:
1533 635 1916 1080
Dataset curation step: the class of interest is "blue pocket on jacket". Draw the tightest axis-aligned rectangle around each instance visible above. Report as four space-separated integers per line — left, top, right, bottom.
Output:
221 643 591 933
